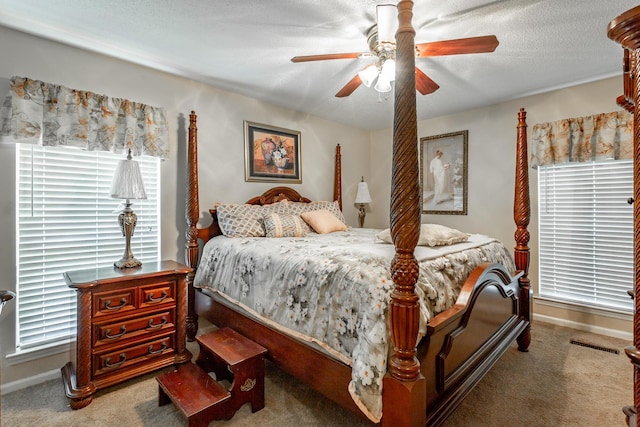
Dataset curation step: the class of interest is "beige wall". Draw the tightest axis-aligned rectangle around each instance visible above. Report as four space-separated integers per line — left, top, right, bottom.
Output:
0 25 370 388
0 24 632 390
369 76 632 338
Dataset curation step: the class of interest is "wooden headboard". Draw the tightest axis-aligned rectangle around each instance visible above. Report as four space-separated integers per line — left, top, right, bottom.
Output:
244 186 312 206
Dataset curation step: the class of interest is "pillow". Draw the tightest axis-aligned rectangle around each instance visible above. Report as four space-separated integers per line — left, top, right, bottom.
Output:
288 200 346 223
375 224 470 247
288 200 346 233
216 204 266 237
263 213 307 238
300 209 348 234
262 199 290 216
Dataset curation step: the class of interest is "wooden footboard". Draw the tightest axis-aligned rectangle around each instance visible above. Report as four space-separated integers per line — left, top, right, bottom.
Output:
418 263 527 425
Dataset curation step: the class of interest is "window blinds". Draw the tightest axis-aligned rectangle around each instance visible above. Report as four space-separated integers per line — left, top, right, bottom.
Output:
538 160 633 313
16 144 160 350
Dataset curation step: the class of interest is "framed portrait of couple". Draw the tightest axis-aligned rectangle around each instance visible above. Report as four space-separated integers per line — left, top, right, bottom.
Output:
420 130 468 215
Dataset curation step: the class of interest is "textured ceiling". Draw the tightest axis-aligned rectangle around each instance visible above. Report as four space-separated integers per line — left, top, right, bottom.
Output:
0 0 636 131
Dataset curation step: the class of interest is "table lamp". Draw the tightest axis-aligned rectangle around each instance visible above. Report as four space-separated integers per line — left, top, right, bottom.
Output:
110 149 147 269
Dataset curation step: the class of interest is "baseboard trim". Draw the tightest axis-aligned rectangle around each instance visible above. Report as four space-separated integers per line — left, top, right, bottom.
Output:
533 313 633 341
1 368 60 396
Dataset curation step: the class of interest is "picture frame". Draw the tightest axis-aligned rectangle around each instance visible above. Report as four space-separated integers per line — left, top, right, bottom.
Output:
420 130 468 215
244 121 302 183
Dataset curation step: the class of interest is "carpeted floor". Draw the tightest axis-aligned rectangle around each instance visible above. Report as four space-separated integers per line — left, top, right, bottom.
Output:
1 320 633 426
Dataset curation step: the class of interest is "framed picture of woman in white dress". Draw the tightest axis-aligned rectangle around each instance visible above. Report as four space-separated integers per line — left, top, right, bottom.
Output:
420 130 468 215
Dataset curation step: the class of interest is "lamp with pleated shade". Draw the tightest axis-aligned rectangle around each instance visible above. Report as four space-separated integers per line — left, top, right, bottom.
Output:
110 149 147 269
355 176 372 228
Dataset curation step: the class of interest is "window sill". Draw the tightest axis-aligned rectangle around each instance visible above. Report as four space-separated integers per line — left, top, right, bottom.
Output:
534 296 633 340
534 296 633 320
5 339 74 366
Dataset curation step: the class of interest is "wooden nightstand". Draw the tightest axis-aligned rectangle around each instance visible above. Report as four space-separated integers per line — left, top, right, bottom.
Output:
61 260 192 409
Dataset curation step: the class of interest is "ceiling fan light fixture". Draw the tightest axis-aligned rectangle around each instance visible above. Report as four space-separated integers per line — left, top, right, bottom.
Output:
358 64 379 87
374 74 392 93
376 4 398 44
380 58 395 82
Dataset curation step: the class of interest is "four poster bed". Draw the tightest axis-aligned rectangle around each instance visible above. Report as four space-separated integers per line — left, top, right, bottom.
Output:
183 2 532 426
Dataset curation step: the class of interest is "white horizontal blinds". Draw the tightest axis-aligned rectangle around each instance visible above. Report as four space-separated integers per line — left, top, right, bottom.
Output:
538 160 634 313
16 144 160 350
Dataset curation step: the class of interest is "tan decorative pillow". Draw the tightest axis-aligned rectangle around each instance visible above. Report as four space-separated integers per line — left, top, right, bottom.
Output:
300 210 348 234
375 224 470 247
287 200 344 222
288 200 346 232
263 213 307 238
216 204 266 237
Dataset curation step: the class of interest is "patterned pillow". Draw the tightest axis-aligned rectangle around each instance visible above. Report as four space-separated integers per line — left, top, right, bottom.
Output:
375 224 470 246
262 199 290 216
216 204 266 237
263 213 307 238
300 210 348 234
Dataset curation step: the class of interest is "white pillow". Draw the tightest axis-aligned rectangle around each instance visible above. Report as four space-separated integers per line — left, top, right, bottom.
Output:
375 224 470 247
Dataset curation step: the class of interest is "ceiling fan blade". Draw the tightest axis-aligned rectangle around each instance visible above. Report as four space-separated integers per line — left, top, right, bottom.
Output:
335 74 362 98
291 52 365 63
415 68 440 95
415 35 499 57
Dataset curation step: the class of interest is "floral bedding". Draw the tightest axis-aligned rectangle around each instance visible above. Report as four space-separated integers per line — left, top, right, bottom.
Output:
193 228 515 422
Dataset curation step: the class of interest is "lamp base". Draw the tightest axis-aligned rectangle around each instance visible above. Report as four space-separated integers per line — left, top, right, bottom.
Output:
114 202 143 269
114 256 142 269
358 204 366 228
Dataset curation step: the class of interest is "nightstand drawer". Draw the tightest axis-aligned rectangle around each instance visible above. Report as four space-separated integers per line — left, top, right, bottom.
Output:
93 309 175 348
139 281 175 309
94 333 175 377
93 287 136 317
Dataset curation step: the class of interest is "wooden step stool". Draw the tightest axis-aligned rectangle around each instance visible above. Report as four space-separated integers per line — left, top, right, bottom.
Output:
156 362 231 427
156 327 267 425
195 327 268 416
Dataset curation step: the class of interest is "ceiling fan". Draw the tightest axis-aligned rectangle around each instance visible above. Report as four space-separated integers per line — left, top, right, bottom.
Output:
291 4 499 98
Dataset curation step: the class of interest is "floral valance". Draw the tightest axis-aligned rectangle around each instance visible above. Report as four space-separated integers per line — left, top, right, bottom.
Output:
530 110 632 168
0 76 168 158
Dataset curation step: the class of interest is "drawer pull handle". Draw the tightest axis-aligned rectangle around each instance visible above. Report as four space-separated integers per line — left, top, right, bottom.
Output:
147 291 168 303
105 298 127 311
104 353 127 368
148 316 167 329
105 325 127 339
148 342 168 355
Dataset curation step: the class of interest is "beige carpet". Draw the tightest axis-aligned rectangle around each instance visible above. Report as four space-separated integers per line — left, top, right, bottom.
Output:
1 321 633 426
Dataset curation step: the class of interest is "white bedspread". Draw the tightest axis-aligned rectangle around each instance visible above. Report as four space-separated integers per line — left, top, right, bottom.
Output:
193 228 515 422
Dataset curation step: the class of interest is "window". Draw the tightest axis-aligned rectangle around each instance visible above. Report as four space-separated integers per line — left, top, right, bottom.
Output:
538 160 633 314
16 144 161 350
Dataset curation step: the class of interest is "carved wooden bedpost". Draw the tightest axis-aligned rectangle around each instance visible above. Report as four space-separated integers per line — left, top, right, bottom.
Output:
383 1 426 425
514 108 532 352
334 144 342 210
185 110 199 341
608 7 640 426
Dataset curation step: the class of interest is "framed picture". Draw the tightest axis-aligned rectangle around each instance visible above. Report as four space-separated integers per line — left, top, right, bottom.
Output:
420 130 468 215
244 121 302 183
